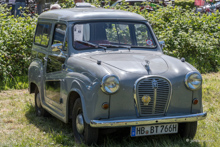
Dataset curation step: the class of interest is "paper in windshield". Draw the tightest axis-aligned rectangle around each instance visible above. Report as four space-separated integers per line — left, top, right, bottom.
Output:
74 25 83 41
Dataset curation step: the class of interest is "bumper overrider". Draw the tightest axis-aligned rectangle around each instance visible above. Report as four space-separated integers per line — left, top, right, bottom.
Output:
90 112 207 128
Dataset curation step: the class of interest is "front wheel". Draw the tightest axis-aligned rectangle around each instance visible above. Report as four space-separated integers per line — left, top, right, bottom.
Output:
35 88 49 117
72 98 99 145
178 121 197 139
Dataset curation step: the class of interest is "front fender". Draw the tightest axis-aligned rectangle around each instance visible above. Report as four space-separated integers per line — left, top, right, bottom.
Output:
67 78 110 124
28 59 43 89
68 87 89 122
28 59 49 113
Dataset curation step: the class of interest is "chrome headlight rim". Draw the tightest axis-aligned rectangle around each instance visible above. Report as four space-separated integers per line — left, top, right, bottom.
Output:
101 74 120 94
185 71 202 91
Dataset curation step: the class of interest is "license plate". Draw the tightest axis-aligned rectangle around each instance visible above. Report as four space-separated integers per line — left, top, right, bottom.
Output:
131 123 178 137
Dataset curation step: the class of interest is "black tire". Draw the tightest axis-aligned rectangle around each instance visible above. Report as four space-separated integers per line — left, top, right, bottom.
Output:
35 88 49 117
178 121 197 139
72 98 98 145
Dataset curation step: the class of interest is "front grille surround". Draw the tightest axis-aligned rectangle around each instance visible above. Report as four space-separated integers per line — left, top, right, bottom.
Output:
134 76 172 117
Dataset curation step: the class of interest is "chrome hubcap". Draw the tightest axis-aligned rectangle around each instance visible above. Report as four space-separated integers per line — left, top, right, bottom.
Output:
76 114 84 134
36 94 41 108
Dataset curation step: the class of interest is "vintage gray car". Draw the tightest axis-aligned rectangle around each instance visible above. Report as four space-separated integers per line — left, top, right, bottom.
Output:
28 5 207 145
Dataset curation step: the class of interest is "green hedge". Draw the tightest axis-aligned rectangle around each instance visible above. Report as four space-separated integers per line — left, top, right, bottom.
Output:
0 2 220 89
0 6 37 89
175 0 195 9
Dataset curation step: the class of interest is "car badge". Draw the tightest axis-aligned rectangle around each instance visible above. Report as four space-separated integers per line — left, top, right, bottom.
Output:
152 79 158 89
141 95 151 106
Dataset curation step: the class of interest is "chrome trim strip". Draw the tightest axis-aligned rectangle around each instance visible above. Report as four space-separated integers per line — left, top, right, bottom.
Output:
133 84 140 117
133 75 172 117
51 53 67 58
152 88 157 114
90 112 207 128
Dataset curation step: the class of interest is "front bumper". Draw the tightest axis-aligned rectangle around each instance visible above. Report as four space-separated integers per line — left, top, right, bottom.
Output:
90 112 207 128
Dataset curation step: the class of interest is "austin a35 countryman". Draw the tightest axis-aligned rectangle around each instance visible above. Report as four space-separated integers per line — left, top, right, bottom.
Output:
28 4 207 145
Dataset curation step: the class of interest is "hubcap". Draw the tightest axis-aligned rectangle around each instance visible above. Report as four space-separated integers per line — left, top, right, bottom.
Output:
76 114 84 134
36 94 41 108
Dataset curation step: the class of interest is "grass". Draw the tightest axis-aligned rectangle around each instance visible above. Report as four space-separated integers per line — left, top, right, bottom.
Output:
0 72 219 146
0 76 28 90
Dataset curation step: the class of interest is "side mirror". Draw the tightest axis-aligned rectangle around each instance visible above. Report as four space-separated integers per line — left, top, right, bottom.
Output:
51 43 66 56
159 41 165 49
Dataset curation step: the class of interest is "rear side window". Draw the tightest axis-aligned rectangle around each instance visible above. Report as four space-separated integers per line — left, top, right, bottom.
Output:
34 23 52 47
52 24 67 45
52 23 67 51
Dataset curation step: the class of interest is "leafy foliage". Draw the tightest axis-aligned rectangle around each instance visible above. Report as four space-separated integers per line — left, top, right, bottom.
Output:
0 5 37 89
60 0 76 8
0 1 220 90
175 0 195 9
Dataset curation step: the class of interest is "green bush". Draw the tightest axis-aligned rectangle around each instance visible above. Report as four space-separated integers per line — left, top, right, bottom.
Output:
0 5 37 89
175 0 195 9
60 0 75 8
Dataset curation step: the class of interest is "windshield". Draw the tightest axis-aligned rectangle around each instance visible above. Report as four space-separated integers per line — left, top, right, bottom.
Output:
73 22 156 50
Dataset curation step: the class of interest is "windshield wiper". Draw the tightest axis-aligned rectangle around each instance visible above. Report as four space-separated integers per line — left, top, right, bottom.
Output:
99 44 131 51
75 40 107 50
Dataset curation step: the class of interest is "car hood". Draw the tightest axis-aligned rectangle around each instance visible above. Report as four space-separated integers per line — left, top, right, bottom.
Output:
90 52 169 75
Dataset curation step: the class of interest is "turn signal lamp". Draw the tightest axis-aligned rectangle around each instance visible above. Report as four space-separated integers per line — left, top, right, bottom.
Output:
192 98 199 105
102 103 109 110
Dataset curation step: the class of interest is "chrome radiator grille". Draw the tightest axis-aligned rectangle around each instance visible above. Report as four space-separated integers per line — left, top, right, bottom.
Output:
136 77 171 116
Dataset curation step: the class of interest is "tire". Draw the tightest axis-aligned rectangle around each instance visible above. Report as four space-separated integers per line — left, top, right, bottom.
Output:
72 98 98 145
178 121 197 139
35 88 49 117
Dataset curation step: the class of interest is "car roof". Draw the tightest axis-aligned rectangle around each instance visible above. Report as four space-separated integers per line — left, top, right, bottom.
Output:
38 8 146 21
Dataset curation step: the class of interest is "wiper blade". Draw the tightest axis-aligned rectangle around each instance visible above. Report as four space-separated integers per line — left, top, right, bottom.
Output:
99 44 131 51
98 44 120 48
75 40 106 50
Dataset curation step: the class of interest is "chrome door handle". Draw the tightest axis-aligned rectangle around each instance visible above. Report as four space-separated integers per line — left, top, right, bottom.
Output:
43 57 47 61
43 57 50 62
62 64 66 69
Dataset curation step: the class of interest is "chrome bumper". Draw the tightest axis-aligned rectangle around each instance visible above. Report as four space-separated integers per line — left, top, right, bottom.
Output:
90 112 207 128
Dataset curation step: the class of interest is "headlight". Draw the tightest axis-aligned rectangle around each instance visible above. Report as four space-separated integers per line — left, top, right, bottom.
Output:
185 71 202 90
101 75 120 94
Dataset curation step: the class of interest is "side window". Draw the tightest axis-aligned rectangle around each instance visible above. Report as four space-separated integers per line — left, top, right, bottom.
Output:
34 23 51 47
52 24 67 51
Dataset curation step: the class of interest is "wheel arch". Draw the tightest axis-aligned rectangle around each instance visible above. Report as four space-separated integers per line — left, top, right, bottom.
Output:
67 90 80 122
29 82 38 94
28 59 44 94
67 88 90 124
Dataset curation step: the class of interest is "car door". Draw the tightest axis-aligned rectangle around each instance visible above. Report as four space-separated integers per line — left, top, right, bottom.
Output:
44 23 68 114
33 22 52 104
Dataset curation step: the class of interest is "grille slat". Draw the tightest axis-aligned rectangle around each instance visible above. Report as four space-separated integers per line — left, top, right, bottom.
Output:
136 77 171 116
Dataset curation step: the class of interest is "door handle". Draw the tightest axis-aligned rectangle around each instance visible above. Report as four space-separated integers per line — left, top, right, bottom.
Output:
43 57 51 62
62 64 66 69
